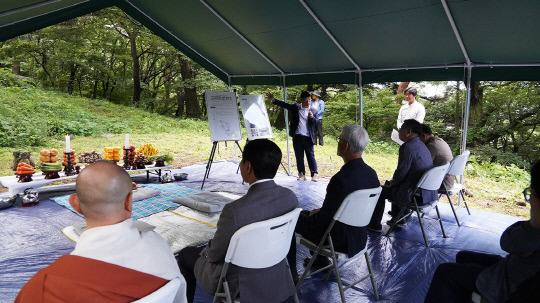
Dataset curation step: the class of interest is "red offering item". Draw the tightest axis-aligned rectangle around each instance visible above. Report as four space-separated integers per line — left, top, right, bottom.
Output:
63 149 77 166
15 163 35 175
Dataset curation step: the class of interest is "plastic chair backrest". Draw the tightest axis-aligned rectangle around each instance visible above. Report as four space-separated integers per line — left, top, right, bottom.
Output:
225 208 301 269
447 150 470 176
133 277 181 302
333 187 382 227
416 162 450 191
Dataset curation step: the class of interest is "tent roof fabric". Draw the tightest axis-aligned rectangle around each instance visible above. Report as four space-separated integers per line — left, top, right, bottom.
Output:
1 0 540 85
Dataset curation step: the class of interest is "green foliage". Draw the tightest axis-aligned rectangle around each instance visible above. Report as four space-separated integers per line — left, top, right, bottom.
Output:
470 145 530 169
0 85 207 147
466 161 530 184
0 68 34 88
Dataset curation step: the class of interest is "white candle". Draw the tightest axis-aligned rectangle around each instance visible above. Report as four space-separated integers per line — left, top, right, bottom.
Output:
65 134 70 153
125 134 129 148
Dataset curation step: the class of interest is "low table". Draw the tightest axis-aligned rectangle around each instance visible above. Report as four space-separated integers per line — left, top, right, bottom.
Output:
0 164 172 195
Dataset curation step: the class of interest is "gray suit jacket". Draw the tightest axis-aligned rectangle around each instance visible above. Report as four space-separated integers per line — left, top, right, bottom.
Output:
194 180 298 302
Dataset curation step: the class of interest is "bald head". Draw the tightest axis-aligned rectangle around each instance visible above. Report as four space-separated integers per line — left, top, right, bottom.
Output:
74 160 133 224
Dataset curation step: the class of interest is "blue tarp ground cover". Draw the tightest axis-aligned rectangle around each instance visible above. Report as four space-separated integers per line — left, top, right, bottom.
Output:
0 160 517 302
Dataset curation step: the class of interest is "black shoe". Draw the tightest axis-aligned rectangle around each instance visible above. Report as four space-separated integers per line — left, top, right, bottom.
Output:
303 256 330 270
386 217 407 226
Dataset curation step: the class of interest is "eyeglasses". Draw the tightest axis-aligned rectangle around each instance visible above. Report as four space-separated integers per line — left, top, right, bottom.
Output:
523 187 532 202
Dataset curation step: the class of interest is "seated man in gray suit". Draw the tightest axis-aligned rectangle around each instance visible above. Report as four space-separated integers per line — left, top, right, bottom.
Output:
177 139 298 303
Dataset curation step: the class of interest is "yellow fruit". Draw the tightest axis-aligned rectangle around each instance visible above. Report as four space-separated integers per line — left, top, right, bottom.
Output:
137 144 158 157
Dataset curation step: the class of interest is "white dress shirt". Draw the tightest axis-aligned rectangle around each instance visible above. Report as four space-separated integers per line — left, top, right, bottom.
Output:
397 101 426 128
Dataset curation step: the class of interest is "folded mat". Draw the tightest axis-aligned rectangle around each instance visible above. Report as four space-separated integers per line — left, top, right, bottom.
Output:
132 188 161 202
52 183 202 219
172 191 235 213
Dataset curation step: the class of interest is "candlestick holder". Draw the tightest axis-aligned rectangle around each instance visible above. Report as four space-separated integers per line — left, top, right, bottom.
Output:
122 148 131 170
64 152 76 176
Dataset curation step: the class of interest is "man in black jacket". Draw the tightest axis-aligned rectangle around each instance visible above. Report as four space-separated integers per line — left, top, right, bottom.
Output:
287 124 380 276
266 91 319 181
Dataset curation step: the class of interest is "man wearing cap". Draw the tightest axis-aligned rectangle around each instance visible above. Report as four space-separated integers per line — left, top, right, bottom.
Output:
397 87 425 129
311 90 325 146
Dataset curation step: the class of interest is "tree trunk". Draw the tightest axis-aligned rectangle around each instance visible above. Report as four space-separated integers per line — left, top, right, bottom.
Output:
130 34 141 107
12 61 21 75
92 80 98 99
175 89 185 118
396 82 410 104
469 81 484 127
67 63 76 95
454 81 461 126
179 56 201 118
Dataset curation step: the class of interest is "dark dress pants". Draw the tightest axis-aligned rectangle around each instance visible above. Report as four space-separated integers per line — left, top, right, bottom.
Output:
424 251 503 303
178 246 205 303
287 211 327 278
369 186 411 229
292 135 317 176
314 120 324 145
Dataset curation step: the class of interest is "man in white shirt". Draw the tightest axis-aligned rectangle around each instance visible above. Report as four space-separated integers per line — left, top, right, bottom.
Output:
397 87 425 129
16 160 187 303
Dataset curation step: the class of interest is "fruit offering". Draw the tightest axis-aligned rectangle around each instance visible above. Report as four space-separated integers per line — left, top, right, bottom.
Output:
123 145 137 162
39 149 59 163
63 149 77 166
137 144 158 157
15 163 35 182
104 147 121 162
134 153 148 169
78 151 102 163
41 162 62 172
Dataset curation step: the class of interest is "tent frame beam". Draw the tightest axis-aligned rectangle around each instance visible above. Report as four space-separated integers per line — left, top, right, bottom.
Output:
123 0 230 79
299 0 361 72
229 62 540 79
441 0 471 66
198 0 285 76
0 0 67 18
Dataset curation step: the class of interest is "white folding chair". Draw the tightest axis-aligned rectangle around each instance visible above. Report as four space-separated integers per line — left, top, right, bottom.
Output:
439 150 471 226
296 187 382 303
133 277 182 303
213 208 301 303
385 162 450 247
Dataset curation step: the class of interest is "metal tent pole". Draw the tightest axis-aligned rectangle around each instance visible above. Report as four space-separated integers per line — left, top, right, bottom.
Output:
462 67 472 154
358 71 363 126
228 80 238 160
283 78 291 174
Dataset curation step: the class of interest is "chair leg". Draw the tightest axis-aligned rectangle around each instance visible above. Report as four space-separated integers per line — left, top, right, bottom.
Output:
384 206 407 237
445 192 461 226
364 252 379 301
223 281 233 303
435 205 447 238
286 259 300 303
328 237 346 303
460 190 471 215
296 247 321 290
414 204 429 247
